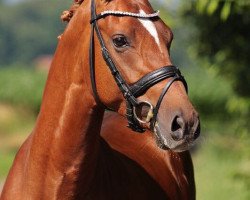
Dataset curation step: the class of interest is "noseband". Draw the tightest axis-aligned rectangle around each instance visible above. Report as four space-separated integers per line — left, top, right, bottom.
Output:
89 0 187 133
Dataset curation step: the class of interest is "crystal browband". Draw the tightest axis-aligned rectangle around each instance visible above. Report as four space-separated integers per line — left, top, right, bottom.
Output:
91 10 160 23
100 10 160 18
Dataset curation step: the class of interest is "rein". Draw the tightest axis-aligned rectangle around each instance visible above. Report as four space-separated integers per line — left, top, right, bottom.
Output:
89 0 187 133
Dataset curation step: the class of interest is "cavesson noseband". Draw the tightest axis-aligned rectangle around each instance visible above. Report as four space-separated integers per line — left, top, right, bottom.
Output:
89 0 187 133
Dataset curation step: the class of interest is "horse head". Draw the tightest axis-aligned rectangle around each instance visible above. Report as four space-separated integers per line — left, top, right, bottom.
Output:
63 0 200 152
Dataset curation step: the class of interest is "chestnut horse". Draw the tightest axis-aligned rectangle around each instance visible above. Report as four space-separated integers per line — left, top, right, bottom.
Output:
1 0 199 199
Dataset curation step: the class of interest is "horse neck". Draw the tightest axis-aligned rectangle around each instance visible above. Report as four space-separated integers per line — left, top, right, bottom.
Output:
22 8 105 197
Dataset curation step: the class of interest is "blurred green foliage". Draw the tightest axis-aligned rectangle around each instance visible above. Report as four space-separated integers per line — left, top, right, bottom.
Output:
180 0 250 135
0 0 70 66
183 1 250 97
184 65 233 119
0 67 46 112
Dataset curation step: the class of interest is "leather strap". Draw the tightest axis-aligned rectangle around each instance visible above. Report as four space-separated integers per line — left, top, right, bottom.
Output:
130 66 183 97
150 76 179 130
89 0 105 106
90 0 138 107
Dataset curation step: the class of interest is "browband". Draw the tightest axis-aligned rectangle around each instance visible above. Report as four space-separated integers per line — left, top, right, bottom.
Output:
90 10 159 23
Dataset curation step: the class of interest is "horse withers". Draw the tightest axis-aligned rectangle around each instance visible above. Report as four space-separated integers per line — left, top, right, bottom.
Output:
1 0 200 199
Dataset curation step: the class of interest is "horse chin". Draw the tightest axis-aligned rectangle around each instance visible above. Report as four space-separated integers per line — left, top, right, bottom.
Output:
153 124 195 152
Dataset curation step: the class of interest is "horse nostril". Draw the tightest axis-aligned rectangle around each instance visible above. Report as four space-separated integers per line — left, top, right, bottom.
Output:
171 116 185 141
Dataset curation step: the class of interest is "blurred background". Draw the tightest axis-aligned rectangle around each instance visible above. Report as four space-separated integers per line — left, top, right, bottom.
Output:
0 0 249 198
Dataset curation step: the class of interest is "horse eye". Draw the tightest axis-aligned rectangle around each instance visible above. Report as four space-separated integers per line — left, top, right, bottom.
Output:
112 35 128 48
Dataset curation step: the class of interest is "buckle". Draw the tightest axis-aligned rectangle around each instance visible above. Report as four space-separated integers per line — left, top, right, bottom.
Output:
133 101 154 124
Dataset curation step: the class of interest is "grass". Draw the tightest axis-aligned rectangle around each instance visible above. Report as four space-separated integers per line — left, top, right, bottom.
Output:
0 104 35 178
0 152 16 178
0 67 44 180
194 141 250 200
193 120 250 200
0 67 46 113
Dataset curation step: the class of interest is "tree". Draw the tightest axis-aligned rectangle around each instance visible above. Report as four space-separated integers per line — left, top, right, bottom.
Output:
0 0 70 66
183 0 250 97
181 0 250 131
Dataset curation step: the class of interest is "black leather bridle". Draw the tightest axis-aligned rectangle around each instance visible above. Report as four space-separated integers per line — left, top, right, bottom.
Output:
89 0 187 133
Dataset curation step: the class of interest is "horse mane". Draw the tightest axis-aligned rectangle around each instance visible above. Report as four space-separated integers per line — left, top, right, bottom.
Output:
58 0 85 39
61 0 85 22
61 0 112 22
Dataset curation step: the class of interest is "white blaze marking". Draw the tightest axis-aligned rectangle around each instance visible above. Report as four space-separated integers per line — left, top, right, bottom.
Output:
138 10 160 48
